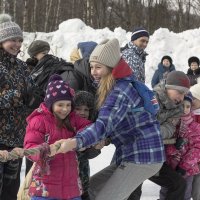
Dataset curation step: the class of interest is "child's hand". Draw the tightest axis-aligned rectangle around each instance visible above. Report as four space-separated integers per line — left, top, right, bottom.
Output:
94 140 106 149
0 150 9 160
12 148 24 158
56 138 77 154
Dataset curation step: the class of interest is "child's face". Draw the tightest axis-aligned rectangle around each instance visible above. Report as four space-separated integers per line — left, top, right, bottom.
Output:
52 100 72 119
75 105 90 119
183 100 191 115
190 62 199 71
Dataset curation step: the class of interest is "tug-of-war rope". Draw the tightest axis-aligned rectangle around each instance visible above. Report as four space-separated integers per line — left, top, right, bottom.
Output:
0 143 61 162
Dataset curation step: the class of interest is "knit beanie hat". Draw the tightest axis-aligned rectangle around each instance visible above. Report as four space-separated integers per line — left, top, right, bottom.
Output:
190 83 200 100
74 91 95 109
161 55 173 65
89 38 121 68
44 74 75 111
165 71 190 93
188 56 200 67
131 27 149 41
0 14 23 43
28 40 50 58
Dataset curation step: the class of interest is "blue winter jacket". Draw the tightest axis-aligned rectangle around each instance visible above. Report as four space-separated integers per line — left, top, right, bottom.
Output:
151 63 176 88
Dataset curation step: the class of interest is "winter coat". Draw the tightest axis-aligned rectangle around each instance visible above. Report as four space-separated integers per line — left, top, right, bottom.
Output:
153 82 184 141
187 68 200 86
151 63 176 88
122 42 148 83
24 103 91 199
0 49 33 148
75 59 165 165
166 113 200 177
31 54 80 93
73 57 97 95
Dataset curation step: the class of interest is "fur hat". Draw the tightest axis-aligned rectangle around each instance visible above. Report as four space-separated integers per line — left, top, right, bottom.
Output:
89 38 121 68
190 83 200 100
165 71 190 93
188 56 200 67
161 55 172 65
44 74 75 111
131 27 149 41
28 40 50 58
0 14 23 43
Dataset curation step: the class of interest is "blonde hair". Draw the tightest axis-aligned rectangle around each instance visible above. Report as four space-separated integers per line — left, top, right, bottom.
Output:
96 68 115 109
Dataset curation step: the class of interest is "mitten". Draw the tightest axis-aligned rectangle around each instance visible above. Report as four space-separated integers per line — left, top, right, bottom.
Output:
175 137 187 150
176 166 186 176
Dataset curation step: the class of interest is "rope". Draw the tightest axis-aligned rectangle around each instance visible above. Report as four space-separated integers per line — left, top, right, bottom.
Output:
0 143 61 162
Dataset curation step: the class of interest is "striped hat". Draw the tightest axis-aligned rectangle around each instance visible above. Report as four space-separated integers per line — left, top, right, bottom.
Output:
131 27 149 41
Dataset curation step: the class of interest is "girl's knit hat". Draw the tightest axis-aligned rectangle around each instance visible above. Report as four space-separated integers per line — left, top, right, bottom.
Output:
89 38 121 68
44 74 75 111
0 14 23 43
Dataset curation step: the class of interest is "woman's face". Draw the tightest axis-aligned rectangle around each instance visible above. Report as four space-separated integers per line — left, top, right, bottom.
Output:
90 62 110 81
52 100 72 119
2 38 22 56
192 98 200 110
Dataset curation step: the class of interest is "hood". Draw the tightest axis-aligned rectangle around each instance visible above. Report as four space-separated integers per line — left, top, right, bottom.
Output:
158 63 175 73
26 103 52 123
112 58 133 79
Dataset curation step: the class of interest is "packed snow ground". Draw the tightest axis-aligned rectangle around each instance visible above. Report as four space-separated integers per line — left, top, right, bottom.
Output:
20 18 198 199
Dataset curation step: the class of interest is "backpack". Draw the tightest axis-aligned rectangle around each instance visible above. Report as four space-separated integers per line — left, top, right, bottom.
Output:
131 80 159 115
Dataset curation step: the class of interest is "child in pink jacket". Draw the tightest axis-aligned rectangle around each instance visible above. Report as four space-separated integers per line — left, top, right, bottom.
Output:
166 94 200 200
24 74 91 200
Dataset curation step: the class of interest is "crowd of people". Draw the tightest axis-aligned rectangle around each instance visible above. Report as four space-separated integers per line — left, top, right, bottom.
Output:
0 12 200 200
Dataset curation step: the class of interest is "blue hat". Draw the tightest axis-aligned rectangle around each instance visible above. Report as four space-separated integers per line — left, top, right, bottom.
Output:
131 27 149 41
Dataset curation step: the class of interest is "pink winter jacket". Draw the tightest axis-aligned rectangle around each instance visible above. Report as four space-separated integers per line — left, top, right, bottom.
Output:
166 113 200 177
24 103 91 199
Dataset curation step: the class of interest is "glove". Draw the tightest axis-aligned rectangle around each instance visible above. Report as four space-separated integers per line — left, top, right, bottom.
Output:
175 137 187 150
176 166 186 176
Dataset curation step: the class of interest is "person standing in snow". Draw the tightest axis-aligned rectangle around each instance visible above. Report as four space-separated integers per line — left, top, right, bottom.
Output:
151 55 176 88
121 27 149 83
68 41 98 95
188 83 200 200
24 74 92 200
0 13 34 200
164 94 200 200
53 38 165 200
186 56 200 86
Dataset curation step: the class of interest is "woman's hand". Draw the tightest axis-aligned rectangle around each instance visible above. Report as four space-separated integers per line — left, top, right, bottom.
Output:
55 138 77 154
0 150 9 160
12 147 24 158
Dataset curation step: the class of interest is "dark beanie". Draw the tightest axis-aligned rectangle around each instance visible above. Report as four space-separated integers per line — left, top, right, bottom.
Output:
188 56 200 67
161 55 172 65
131 27 149 41
184 92 193 104
165 71 190 93
74 91 95 109
44 74 75 111
28 40 50 58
